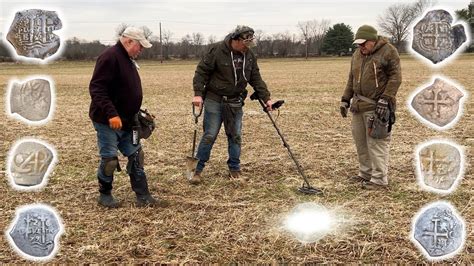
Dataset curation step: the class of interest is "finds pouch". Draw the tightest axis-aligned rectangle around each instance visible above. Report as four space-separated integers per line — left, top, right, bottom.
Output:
137 109 156 139
368 113 390 139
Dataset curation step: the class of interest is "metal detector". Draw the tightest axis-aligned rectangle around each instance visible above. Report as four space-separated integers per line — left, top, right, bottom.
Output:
251 93 323 195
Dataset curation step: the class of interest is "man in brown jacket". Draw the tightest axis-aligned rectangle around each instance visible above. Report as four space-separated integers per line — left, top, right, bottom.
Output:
340 25 402 189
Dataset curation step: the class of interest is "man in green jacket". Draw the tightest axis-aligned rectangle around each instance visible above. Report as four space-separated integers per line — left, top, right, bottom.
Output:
190 25 273 184
340 25 402 189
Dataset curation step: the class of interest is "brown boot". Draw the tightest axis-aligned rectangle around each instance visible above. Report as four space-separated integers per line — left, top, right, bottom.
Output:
189 171 202 185
229 170 248 181
348 175 370 183
361 180 388 190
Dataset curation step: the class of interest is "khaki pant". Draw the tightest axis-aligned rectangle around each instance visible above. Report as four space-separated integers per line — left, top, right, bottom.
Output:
351 111 390 185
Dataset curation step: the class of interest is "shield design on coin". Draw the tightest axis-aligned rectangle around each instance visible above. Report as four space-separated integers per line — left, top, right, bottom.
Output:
412 202 465 260
7 205 63 260
6 9 63 59
411 78 464 128
412 9 467 64
9 78 53 123
8 139 55 188
417 141 462 192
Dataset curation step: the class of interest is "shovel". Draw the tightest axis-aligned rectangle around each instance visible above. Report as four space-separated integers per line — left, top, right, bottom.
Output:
186 103 203 180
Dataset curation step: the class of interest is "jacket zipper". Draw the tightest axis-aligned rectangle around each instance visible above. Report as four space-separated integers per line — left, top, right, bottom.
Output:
373 61 379 88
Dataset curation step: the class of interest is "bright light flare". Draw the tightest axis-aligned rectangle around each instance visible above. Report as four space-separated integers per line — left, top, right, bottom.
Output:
283 202 333 244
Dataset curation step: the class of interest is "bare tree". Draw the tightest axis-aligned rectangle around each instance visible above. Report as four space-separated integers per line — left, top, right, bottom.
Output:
254 29 265 55
192 32 204 57
310 19 330 56
377 0 435 50
115 23 129 38
141 26 153 39
297 21 311 59
207 35 216 45
162 29 173 59
297 19 330 58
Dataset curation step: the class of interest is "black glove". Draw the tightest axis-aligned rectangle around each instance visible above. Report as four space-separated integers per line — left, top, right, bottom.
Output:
340 102 349 118
375 98 389 118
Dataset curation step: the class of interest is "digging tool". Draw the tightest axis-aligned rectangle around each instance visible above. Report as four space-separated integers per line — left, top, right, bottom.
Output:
251 93 323 195
186 104 203 180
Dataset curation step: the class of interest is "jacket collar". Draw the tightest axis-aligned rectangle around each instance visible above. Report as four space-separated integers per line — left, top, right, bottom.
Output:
115 40 130 58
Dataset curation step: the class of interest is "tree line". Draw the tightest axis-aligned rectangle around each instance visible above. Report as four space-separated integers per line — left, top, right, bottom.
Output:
0 0 472 61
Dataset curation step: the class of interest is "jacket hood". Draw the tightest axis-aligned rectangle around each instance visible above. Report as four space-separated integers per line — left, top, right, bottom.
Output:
371 36 389 54
222 34 233 52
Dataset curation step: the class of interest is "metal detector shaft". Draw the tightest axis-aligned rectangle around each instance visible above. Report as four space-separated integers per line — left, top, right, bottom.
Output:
256 98 313 188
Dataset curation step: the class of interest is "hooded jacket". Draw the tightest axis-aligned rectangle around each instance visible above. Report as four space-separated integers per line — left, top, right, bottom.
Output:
193 35 270 102
342 36 402 112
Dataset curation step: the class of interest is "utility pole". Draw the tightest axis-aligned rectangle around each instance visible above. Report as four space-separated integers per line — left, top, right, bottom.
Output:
159 22 163 63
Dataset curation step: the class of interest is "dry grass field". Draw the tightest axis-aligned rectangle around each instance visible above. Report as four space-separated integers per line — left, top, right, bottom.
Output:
0 54 472 263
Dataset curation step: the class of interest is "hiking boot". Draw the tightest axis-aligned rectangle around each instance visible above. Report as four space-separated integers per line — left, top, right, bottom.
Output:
361 180 388 190
229 170 241 179
348 175 370 183
189 171 202 185
98 193 120 208
229 170 249 181
136 194 169 208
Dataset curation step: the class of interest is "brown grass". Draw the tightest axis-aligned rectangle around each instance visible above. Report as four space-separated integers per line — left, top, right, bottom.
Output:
0 54 472 263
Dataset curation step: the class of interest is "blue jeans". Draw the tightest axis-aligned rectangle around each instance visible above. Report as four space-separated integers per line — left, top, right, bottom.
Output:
196 98 243 172
93 122 141 158
93 122 141 189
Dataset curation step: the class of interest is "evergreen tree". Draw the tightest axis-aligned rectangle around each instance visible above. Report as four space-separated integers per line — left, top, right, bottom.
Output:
321 23 354 56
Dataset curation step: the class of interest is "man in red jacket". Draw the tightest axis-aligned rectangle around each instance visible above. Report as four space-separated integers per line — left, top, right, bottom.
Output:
89 26 168 208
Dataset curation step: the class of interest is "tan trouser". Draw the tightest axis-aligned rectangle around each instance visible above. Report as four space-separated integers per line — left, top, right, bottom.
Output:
351 111 390 185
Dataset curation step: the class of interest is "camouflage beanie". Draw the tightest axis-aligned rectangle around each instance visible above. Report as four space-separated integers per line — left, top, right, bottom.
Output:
353 25 377 44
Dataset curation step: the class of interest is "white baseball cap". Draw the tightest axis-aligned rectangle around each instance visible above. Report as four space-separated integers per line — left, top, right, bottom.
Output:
122 27 152 48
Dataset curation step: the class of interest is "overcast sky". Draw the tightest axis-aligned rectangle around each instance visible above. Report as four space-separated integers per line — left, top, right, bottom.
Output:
0 0 471 44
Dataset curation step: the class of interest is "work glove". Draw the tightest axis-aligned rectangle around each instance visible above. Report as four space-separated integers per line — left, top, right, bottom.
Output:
340 102 349 118
375 98 389 118
109 116 122 130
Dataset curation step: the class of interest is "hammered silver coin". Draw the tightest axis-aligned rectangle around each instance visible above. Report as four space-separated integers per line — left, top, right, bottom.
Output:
411 201 465 260
8 78 53 123
7 139 56 189
412 9 467 64
7 204 63 260
410 78 464 128
417 141 463 193
6 9 63 59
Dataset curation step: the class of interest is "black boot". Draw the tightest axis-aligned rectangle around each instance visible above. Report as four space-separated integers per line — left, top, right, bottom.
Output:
136 194 169 208
98 193 120 208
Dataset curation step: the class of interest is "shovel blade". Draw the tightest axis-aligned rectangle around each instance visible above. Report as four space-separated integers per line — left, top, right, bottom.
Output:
186 156 199 180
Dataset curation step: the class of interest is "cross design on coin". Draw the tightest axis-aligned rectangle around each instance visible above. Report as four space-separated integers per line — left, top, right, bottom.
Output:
417 87 454 118
420 149 453 184
419 22 452 51
25 213 53 248
422 218 450 247
17 12 57 48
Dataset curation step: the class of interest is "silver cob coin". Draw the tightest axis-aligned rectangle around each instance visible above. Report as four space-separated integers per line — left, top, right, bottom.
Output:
412 9 467 64
411 78 464 128
6 9 63 60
